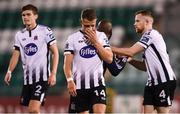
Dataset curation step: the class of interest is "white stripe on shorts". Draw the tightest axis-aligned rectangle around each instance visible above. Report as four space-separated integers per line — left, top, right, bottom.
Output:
167 96 171 105
40 93 45 102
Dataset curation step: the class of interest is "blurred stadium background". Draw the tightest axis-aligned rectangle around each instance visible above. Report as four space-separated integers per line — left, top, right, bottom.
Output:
0 0 180 113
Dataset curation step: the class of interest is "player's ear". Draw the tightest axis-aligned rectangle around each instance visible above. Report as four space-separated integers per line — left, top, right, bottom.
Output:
80 19 84 26
35 14 38 20
80 19 82 24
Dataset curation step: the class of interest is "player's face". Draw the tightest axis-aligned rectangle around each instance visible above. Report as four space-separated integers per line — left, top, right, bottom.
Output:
81 18 96 31
22 10 38 27
134 14 146 34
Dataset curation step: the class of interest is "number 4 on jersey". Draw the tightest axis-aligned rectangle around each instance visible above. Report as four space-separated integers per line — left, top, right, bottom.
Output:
159 90 166 98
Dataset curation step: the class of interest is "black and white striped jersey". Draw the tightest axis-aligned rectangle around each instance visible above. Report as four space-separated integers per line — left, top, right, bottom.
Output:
64 30 110 90
13 25 56 85
138 29 176 86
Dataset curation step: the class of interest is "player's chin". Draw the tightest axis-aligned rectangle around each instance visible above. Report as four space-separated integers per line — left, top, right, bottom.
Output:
24 22 31 26
136 29 142 34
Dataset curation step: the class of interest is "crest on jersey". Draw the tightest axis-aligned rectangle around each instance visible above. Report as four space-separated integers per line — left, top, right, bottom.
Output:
24 43 38 56
79 45 96 58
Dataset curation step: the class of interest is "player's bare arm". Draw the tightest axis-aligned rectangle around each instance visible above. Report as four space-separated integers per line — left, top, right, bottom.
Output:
4 50 20 85
128 58 146 71
85 29 113 64
111 42 144 57
48 43 59 86
63 54 77 97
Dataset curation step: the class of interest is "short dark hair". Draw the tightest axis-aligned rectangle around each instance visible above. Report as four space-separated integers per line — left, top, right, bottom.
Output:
81 8 96 21
97 19 112 32
97 19 112 39
21 4 38 15
135 10 153 18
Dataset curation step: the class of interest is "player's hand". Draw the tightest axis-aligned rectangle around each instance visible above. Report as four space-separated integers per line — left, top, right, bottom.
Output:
84 28 97 45
67 80 77 97
127 57 133 62
48 73 56 86
4 72 12 85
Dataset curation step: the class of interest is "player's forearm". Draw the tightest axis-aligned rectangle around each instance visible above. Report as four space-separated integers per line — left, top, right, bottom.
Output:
63 54 74 81
49 44 59 75
8 58 18 72
51 52 59 75
63 60 73 81
129 59 146 71
8 51 20 72
94 42 113 64
64 70 73 80
63 65 73 81
111 46 133 57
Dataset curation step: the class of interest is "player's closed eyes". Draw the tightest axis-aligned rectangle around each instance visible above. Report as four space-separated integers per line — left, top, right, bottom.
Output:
22 13 31 17
84 25 95 27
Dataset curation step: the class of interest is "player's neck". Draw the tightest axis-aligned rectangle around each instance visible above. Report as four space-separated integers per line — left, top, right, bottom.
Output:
26 23 37 30
143 26 153 34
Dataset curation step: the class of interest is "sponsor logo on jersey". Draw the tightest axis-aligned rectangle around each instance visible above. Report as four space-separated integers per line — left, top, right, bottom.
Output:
141 36 150 43
49 33 55 39
24 43 38 56
79 45 96 58
160 99 166 102
104 38 110 45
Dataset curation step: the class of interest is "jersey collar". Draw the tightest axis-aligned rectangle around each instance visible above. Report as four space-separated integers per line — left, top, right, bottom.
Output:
26 24 38 31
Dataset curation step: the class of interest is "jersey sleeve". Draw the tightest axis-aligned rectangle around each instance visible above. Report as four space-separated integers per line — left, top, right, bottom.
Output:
104 56 127 76
64 36 74 55
13 32 20 51
45 27 56 46
138 33 153 49
100 32 110 49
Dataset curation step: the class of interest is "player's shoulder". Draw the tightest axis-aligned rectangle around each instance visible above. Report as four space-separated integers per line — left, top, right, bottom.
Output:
142 29 163 44
96 31 105 36
15 27 26 37
68 30 82 39
96 31 107 38
17 27 26 33
38 24 52 32
144 29 161 37
38 24 50 29
151 29 162 37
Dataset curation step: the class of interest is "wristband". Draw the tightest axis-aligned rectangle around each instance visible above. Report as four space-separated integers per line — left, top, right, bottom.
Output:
67 77 73 82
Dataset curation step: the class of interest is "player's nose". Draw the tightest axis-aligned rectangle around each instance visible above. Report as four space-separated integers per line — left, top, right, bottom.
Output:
134 23 136 26
89 26 93 30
